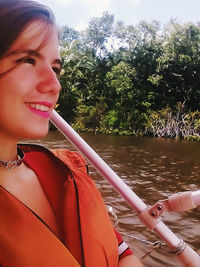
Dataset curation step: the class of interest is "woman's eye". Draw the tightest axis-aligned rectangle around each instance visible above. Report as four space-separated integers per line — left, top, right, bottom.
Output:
52 67 61 77
24 57 36 65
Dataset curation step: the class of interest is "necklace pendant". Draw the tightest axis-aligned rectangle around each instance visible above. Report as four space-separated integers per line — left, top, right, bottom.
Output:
0 147 24 171
6 161 18 170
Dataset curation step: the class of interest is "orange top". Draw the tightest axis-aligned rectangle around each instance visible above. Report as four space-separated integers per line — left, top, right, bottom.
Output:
0 144 118 267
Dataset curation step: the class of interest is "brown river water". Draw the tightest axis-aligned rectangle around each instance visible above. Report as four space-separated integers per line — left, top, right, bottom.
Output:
25 131 200 266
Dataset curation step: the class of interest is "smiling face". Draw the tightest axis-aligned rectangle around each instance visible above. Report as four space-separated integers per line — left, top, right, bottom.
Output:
0 20 61 142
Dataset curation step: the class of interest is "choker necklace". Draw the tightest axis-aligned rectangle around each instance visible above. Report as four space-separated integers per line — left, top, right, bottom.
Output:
0 148 25 170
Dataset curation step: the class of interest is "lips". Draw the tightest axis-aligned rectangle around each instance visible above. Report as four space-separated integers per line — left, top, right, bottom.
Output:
25 101 53 118
26 103 50 112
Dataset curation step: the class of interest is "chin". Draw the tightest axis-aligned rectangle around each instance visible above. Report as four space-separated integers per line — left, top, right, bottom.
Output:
21 125 49 140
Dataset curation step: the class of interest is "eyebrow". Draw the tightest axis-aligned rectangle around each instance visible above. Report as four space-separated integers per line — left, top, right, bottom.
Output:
7 49 62 68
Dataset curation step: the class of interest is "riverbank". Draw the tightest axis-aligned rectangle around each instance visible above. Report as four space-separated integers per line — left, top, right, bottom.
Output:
72 127 200 142
70 108 200 142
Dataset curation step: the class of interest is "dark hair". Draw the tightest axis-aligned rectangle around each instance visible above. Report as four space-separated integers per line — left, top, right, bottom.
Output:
0 0 56 59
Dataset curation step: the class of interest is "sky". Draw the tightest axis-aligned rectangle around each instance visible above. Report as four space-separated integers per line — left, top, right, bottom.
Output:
38 0 200 31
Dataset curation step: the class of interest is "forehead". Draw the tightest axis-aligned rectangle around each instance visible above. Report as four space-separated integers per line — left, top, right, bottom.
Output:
7 20 58 54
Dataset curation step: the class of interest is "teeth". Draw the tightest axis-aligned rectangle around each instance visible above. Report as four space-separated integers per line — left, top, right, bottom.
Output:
35 104 49 111
27 103 49 112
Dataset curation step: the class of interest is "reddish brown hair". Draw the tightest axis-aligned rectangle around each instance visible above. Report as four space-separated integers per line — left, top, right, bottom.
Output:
0 0 56 59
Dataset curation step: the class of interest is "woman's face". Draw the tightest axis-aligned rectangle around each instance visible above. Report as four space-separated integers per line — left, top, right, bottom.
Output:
0 20 61 141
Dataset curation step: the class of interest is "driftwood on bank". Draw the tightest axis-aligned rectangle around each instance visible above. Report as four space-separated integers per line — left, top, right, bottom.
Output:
145 109 200 140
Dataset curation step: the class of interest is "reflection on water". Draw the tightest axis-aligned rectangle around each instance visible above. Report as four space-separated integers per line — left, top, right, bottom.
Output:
24 131 200 266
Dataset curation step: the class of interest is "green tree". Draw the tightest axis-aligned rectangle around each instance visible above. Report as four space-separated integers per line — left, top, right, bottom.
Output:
153 22 200 110
81 11 114 58
59 25 80 46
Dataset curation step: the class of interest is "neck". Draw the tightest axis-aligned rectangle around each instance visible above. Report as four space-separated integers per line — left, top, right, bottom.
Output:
0 137 18 162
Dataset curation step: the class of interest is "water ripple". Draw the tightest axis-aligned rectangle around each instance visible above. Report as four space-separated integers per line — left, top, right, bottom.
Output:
28 132 200 267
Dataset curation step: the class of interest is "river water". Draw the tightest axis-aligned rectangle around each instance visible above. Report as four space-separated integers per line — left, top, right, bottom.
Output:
26 131 200 266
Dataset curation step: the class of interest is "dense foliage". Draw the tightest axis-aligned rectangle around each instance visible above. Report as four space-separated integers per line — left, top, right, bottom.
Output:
57 13 200 140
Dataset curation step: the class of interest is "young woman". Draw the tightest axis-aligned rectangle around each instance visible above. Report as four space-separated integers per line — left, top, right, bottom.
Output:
0 1 143 266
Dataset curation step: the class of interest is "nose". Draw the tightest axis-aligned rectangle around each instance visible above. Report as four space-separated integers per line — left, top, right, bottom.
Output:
37 66 61 94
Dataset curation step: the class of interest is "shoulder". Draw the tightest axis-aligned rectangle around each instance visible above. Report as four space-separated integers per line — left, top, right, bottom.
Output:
18 143 88 174
51 149 88 173
50 149 87 171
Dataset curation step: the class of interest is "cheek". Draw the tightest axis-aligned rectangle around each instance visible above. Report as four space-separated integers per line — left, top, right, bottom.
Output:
0 84 19 112
0 81 13 110
0 76 28 124
0 70 35 97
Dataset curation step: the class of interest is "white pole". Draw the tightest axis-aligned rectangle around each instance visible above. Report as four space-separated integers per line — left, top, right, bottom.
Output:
50 110 200 266
192 190 200 206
